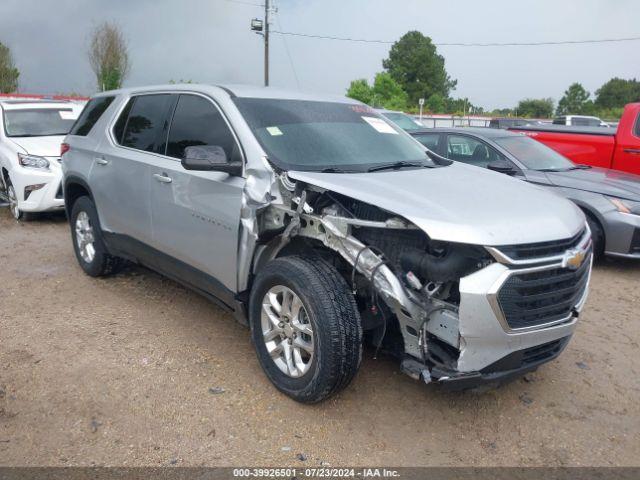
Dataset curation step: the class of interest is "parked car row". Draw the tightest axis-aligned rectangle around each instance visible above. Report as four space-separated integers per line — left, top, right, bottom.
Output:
410 127 640 259
2 84 620 404
0 98 84 219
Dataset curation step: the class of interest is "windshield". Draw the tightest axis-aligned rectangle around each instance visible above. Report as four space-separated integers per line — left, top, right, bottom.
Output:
3 108 78 137
233 98 434 172
494 135 575 171
381 112 423 131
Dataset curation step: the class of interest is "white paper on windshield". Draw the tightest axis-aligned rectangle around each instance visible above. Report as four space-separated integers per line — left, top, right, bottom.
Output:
362 116 398 134
59 110 79 120
266 126 283 136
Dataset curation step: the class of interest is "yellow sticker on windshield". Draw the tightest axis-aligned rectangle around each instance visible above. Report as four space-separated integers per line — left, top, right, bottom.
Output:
266 126 283 136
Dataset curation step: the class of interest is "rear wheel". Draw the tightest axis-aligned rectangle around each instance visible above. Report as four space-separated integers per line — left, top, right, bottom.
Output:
249 256 363 403
70 196 124 277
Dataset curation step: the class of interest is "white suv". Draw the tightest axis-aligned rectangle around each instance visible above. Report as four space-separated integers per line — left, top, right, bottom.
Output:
0 99 84 220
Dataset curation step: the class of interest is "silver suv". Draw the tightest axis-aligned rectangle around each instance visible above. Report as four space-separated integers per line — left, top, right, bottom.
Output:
62 85 592 403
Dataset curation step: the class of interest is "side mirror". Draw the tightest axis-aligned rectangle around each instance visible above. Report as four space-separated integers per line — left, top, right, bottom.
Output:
182 145 242 176
487 159 517 176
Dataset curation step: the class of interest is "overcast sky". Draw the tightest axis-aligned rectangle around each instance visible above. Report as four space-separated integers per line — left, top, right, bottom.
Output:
1 0 638 109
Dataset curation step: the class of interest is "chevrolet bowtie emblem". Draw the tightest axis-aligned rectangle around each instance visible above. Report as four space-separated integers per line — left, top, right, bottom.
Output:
563 248 586 270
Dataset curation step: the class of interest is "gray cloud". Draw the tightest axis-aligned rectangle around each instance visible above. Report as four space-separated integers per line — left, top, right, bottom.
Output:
0 0 637 109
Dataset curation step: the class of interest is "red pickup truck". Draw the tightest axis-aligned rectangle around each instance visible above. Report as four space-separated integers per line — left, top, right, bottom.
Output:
510 103 640 175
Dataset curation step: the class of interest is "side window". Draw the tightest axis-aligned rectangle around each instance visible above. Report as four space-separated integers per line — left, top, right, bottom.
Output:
445 135 504 168
634 113 640 137
69 96 115 136
414 133 441 152
113 98 135 144
121 94 173 154
167 94 240 162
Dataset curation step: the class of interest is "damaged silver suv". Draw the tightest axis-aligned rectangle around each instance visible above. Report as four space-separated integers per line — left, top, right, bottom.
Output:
62 85 592 403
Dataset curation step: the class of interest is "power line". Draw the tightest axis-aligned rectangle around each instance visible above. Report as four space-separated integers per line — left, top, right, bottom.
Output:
223 0 264 7
273 2 301 89
270 31 640 47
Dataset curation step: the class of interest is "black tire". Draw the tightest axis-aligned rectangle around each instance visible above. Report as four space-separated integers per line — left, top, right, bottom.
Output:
70 196 124 277
586 214 605 260
249 256 363 403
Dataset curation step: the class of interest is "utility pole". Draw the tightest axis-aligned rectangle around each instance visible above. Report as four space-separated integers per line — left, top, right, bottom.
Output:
251 1 271 86
264 0 270 87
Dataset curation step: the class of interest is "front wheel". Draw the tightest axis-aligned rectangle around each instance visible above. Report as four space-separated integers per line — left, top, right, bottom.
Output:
7 183 22 221
249 256 363 403
586 215 605 260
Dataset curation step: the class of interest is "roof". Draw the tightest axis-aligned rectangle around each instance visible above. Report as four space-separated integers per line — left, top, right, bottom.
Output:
0 99 83 110
94 83 359 104
410 126 522 139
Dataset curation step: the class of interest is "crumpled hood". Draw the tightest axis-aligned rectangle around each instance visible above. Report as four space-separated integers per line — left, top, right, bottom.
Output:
545 167 640 201
8 136 65 157
289 162 584 246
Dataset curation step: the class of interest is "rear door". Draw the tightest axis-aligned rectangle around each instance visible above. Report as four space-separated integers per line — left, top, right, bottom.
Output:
91 93 175 245
149 93 245 293
614 107 640 174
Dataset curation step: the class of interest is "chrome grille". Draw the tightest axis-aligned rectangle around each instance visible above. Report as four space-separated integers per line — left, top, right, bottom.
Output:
496 250 591 330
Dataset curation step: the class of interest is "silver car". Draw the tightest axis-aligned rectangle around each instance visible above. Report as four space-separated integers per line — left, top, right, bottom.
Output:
411 127 640 259
62 85 592 403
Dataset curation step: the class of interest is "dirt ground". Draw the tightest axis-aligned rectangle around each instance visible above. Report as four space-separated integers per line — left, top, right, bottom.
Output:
0 209 639 467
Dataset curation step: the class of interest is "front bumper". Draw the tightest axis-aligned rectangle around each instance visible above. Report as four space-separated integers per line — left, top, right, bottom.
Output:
436 335 571 390
603 210 640 259
452 259 588 373
10 161 64 213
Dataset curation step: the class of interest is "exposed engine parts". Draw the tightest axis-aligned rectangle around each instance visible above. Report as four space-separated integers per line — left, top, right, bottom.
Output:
251 176 494 380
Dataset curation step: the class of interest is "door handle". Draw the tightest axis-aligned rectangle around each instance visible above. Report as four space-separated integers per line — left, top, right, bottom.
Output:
624 149 640 155
153 173 172 184
95 158 109 165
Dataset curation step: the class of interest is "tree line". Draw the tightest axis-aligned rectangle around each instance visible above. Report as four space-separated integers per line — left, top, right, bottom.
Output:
1 25 638 120
346 31 640 120
0 22 129 95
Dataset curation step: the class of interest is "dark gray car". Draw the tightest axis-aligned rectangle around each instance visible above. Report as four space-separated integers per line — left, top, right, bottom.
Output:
411 127 640 259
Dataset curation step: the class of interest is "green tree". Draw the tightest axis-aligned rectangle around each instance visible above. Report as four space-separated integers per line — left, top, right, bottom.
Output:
382 31 457 105
516 98 554 118
346 78 373 104
345 73 407 110
426 93 446 113
88 22 131 91
556 83 591 115
0 41 19 93
595 78 640 109
372 72 408 110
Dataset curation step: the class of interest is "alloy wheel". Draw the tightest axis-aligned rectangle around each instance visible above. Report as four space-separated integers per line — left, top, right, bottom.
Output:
7 185 20 220
75 211 96 263
261 285 315 378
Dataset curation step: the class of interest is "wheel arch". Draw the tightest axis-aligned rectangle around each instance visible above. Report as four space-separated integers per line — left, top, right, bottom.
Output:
64 176 93 218
576 203 606 255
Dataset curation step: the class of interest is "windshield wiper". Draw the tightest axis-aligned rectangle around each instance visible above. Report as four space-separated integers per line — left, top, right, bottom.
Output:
320 167 358 173
366 161 429 173
538 164 592 172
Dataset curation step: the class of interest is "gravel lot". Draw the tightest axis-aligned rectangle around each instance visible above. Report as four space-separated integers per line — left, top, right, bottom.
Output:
1 209 639 467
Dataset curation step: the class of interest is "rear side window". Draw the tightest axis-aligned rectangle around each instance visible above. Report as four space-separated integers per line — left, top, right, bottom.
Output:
121 94 173 153
413 133 441 152
69 96 115 136
113 99 135 143
635 113 640 137
167 94 240 162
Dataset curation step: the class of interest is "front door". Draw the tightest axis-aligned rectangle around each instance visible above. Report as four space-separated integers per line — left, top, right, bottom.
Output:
149 93 245 294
